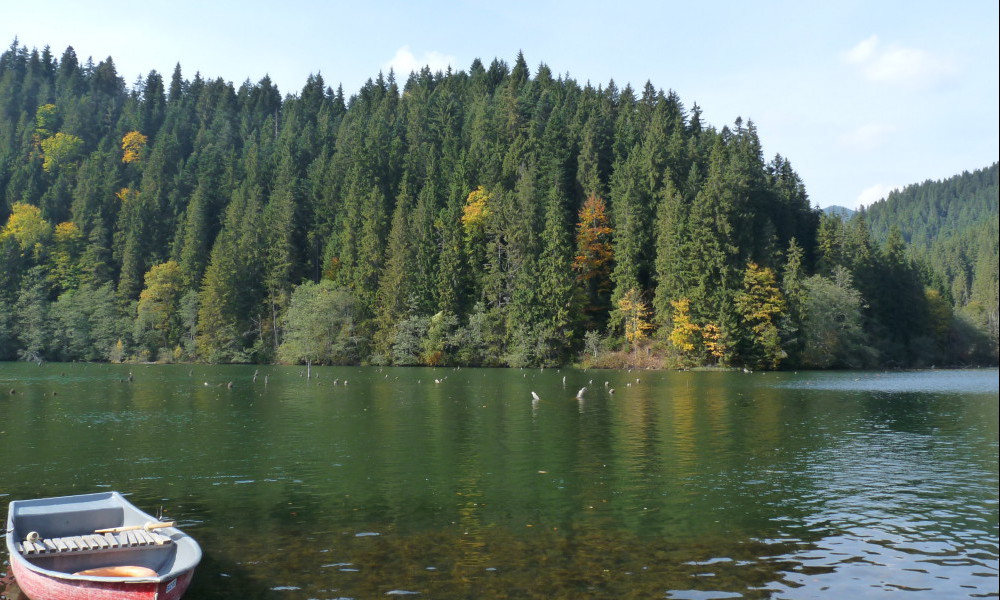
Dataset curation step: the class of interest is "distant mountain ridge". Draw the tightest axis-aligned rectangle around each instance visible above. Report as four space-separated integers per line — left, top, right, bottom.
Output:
822 205 856 219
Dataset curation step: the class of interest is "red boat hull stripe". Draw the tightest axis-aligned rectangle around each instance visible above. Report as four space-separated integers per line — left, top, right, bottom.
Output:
11 559 193 600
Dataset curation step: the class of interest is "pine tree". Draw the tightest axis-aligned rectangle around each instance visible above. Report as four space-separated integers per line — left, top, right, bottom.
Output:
608 152 649 325
683 138 739 324
410 176 443 313
262 153 304 353
779 238 807 363
14 265 52 362
534 185 578 363
373 189 414 358
653 179 687 326
196 180 267 361
436 179 468 317
176 181 212 289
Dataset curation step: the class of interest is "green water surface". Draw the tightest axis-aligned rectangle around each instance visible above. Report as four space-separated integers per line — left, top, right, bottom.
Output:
1 364 997 599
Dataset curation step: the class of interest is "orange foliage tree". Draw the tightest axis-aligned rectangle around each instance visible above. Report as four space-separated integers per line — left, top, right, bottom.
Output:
572 196 613 327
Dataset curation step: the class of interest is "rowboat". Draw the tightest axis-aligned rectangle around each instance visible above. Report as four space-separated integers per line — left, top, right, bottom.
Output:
5 491 201 600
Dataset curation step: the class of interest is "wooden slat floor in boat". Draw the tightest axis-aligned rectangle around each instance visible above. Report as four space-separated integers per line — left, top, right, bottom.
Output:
17 530 172 556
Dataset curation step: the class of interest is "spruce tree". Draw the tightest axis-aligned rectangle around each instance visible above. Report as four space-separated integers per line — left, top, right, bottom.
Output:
653 179 688 326
608 152 650 330
373 188 414 359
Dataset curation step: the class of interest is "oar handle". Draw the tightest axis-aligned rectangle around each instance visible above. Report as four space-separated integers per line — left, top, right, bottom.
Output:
95 521 175 534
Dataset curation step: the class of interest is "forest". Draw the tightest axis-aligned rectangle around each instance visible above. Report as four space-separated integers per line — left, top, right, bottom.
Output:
865 164 998 339
0 40 996 369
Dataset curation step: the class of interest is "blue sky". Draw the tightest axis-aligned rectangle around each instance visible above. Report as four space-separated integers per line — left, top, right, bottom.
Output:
4 0 997 209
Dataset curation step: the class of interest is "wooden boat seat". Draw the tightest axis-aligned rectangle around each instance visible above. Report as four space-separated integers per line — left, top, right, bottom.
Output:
17 530 173 557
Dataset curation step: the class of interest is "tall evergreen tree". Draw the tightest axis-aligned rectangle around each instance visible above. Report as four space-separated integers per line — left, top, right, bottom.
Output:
652 179 688 326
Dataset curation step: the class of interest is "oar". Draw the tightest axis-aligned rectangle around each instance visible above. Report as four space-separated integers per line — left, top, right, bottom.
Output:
95 521 175 534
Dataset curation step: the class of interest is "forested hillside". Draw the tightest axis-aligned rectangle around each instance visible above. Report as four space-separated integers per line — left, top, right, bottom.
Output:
863 165 998 349
867 165 997 250
0 41 993 368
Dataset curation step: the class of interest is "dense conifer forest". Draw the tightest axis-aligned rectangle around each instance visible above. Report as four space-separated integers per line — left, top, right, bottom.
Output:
0 41 996 368
864 164 998 345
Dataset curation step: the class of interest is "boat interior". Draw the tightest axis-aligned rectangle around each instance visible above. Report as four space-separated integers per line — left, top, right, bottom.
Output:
10 495 190 578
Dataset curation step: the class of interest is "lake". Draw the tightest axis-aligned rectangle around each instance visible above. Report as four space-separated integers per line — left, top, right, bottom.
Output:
1 364 997 599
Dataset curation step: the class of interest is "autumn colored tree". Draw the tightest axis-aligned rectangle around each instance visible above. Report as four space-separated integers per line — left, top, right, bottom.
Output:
121 130 148 163
461 185 492 234
701 323 727 363
40 132 84 172
2 203 52 253
135 260 185 358
668 298 700 354
573 195 614 329
735 262 786 369
33 103 58 141
618 288 652 352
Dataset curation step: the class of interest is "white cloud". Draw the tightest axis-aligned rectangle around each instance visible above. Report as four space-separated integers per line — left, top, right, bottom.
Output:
383 46 456 76
844 35 879 64
843 35 955 89
856 183 901 209
839 123 896 152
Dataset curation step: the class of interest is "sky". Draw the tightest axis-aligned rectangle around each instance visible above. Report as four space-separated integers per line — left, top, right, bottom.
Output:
3 0 998 210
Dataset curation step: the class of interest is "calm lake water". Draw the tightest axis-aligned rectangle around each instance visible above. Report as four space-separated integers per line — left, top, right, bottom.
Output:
1 364 997 599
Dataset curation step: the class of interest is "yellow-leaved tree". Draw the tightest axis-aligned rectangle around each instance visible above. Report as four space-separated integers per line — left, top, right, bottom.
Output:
34 103 58 141
701 323 727 363
668 298 700 353
40 132 84 172
618 288 653 352
1 202 52 253
461 185 492 235
135 261 185 356
121 131 148 164
735 262 786 369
